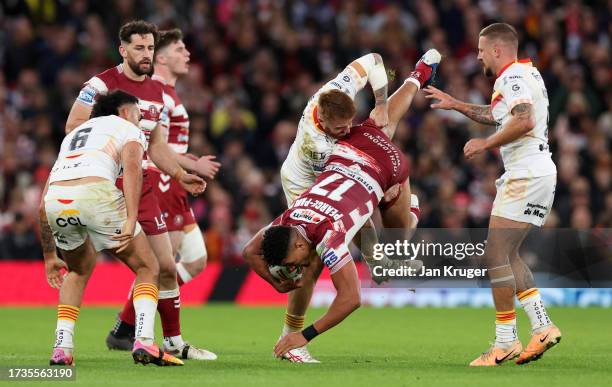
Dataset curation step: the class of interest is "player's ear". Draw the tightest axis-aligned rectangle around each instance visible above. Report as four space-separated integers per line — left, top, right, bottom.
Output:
119 44 127 59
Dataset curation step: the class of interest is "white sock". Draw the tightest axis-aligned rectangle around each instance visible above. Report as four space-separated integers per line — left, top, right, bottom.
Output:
518 288 552 333
132 283 158 342
495 310 517 347
164 335 185 349
55 319 75 350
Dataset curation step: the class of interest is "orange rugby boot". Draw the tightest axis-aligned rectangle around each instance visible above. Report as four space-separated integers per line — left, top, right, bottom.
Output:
516 325 562 365
469 340 523 366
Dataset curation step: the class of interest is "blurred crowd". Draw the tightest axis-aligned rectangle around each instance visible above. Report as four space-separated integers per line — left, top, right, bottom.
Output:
0 0 610 262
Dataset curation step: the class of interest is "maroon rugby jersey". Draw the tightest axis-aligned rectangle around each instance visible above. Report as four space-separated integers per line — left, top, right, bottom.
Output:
272 119 409 274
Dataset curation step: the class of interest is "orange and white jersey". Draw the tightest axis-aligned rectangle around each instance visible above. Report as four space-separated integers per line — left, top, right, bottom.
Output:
49 115 146 184
491 59 556 178
281 66 368 204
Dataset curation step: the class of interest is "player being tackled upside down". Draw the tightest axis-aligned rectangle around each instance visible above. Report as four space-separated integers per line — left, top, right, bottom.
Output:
424 23 561 366
243 50 440 360
40 91 183 366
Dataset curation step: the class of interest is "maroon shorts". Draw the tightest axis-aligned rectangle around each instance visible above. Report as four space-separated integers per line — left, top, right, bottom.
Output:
148 169 196 232
116 171 168 235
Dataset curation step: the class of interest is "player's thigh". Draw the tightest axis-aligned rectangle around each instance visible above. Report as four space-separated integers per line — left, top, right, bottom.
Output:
146 232 176 276
112 231 159 277
380 179 412 229
59 238 97 277
485 215 532 267
168 230 184 257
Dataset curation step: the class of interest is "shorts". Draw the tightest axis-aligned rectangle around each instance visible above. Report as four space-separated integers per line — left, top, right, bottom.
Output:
148 169 196 232
116 171 167 235
44 181 142 252
492 173 556 227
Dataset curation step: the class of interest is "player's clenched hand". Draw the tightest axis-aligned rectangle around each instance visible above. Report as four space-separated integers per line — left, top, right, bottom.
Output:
369 104 389 128
274 332 308 358
463 138 487 159
423 86 457 110
194 155 221 180
112 218 137 253
273 278 302 293
179 172 207 196
45 256 68 289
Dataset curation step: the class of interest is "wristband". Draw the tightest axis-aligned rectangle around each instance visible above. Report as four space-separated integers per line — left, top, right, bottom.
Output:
301 324 319 342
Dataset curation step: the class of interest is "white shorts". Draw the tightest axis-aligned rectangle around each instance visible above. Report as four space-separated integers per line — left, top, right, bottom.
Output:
44 181 142 252
492 173 556 227
280 163 309 206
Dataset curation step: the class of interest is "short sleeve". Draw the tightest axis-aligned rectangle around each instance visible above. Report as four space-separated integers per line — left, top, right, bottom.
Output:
316 230 353 274
320 66 367 100
76 76 109 106
500 76 533 112
124 121 147 151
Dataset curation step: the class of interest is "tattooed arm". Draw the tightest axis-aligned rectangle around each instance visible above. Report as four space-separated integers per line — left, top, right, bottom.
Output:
424 86 496 125
39 179 68 288
464 103 535 159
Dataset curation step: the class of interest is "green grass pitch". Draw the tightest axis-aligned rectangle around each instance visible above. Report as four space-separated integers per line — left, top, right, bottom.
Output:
1 305 610 386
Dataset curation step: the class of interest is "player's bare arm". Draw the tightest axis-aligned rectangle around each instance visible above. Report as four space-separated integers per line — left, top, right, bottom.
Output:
147 122 206 195
38 178 67 289
112 141 144 252
176 153 221 180
243 229 302 294
349 53 389 127
424 85 496 125
464 102 535 159
65 101 93 134
274 260 360 357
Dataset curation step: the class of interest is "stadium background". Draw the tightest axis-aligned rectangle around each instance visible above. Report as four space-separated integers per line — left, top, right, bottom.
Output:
0 0 610 307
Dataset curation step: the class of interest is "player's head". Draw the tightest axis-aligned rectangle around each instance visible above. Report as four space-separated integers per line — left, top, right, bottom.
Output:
154 29 190 76
478 23 519 77
317 89 356 139
118 20 159 76
91 90 141 125
262 225 311 267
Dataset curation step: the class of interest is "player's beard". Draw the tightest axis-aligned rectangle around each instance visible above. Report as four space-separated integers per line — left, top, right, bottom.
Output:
126 57 153 76
483 65 494 78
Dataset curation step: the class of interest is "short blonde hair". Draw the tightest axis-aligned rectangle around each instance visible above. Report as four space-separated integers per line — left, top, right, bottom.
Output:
318 89 356 121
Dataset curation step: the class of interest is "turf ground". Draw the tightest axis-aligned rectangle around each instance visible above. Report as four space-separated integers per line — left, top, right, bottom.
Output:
1 305 610 386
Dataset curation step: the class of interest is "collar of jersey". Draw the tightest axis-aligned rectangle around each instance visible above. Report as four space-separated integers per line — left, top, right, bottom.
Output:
312 106 326 134
496 58 532 79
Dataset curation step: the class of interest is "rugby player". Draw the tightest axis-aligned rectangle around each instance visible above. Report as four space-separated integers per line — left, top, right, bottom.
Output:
269 50 440 362
106 29 219 360
243 56 441 358
64 20 212 360
40 91 183 366
424 23 561 366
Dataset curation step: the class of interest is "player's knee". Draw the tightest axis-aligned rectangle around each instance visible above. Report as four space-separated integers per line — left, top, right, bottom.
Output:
158 258 177 281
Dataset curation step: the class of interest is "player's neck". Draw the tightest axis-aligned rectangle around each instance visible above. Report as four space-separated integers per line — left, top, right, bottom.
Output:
154 66 177 86
121 63 147 82
494 55 518 77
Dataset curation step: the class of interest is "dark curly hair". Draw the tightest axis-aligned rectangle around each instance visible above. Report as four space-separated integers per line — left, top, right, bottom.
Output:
262 226 292 266
91 90 139 118
119 20 159 44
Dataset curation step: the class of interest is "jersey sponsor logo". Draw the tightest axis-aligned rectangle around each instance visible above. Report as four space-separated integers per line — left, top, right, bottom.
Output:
289 209 324 224
342 75 351 83
77 86 97 105
321 249 340 267
523 202 548 219
331 81 342 90
511 83 522 96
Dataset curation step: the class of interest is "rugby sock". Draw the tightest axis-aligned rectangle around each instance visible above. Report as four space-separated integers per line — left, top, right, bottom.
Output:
56 305 80 350
282 313 305 336
117 295 136 333
176 262 192 286
517 288 552 333
133 283 158 345
158 287 182 338
495 309 517 348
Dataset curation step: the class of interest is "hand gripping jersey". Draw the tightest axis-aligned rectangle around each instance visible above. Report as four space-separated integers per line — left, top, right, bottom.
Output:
280 65 368 204
491 59 556 178
49 115 146 183
273 119 409 274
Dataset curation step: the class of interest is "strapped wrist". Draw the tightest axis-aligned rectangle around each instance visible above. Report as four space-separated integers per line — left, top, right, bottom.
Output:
301 324 319 342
